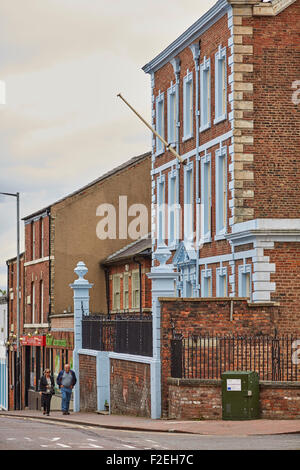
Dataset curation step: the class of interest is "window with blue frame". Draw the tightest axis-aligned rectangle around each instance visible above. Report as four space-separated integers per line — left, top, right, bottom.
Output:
200 57 211 132
156 92 164 155
238 264 252 298
167 84 176 147
201 153 211 242
183 71 193 141
214 45 227 124
201 268 212 298
215 146 227 238
216 266 227 297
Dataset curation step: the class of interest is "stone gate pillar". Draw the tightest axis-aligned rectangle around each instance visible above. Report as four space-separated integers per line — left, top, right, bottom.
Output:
70 261 93 412
147 244 179 419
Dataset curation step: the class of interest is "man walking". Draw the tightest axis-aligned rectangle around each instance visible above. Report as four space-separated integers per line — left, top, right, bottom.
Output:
56 364 77 415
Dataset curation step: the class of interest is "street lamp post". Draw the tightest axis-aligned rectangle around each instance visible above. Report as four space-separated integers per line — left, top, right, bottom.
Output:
1 191 21 410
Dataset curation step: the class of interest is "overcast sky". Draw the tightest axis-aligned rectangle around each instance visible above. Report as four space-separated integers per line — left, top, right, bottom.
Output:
0 0 215 291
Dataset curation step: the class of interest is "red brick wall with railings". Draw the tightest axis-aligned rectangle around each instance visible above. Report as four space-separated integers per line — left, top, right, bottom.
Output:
160 297 279 417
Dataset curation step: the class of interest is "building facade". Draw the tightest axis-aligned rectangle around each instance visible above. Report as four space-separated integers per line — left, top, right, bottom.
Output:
143 0 300 328
9 151 151 410
102 235 152 316
6 254 25 410
142 0 300 418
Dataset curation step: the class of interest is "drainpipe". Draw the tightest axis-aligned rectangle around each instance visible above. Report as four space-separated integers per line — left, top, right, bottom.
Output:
104 267 110 317
171 58 181 248
47 208 51 328
190 42 201 296
133 256 143 318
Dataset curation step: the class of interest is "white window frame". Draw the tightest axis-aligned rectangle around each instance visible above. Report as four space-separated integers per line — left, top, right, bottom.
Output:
216 266 228 297
131 270 140 310
155 92 165 156
200 153 211 243
167 83 176 147
112 274 121 311
238 264 252 299
168 169 179 249
184 162 194 244
40 218 44 258
32 222 35 260
31 282 35 323
123 273 129 310
201 268 212 298
214 45 227 124
200 57 211 132
183 71 193 141
40 280 44 323
215 146 227 239
157 174 166 246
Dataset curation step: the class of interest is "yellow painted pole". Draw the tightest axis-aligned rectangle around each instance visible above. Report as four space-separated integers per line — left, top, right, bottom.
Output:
117 93 185 165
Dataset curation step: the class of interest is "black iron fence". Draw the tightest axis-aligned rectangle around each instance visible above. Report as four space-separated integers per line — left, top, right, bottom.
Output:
82 313 152 357
171 331 299 381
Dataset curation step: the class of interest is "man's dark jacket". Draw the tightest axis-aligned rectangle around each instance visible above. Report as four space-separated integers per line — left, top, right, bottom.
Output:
56 370 77 388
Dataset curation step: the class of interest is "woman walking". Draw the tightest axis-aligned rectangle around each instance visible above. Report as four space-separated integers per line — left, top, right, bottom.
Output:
39 368 55 416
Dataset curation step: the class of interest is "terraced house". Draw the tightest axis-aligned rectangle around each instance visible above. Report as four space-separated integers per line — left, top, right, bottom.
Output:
142 0 300 419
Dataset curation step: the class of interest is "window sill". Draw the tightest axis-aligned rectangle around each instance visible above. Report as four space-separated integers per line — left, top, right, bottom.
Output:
200 123 211 133
199 236 212 246
214 232 226 241
155 148 165 158
214 114 227 125
182 134 193 143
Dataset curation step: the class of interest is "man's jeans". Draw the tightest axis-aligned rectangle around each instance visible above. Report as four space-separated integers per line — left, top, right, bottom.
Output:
61 387 72 412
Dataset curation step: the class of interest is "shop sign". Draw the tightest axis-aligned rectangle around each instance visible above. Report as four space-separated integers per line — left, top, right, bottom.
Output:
46 335 68 348
21 335 46 347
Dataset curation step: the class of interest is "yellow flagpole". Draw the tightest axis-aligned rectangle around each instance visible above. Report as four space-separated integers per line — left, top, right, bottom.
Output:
117 93 185 165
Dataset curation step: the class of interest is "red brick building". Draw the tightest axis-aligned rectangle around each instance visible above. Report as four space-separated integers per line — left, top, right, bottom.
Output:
102 235 152 316
143 0 300 325
6 253 25 410
7 152 151 410
143 0 300 418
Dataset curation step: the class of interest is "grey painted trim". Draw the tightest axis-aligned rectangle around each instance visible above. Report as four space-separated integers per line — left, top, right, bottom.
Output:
142 0 229 73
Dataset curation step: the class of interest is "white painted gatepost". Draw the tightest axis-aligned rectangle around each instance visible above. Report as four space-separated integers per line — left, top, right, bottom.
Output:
71 250 178 418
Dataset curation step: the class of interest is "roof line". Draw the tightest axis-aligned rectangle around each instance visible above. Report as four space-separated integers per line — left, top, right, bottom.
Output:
22 151 151 221
102 233 152 265
142 0 229 74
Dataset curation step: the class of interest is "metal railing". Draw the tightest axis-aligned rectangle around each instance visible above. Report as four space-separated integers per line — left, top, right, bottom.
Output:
171 331 299 381
82 313 153 357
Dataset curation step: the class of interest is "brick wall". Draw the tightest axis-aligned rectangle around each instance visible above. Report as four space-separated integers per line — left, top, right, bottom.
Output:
267 242 300 333
167 378 300 420
251 1 300 219
160 297 278 417
168 379 222 420
79 354 97 411
110 359 151 418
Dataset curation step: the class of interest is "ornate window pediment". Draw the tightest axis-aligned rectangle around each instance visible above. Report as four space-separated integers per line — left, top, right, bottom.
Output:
173 241 197 267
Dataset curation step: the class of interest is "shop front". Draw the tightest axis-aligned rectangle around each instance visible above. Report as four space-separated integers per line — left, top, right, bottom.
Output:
21 335 46 410
45 331 74 411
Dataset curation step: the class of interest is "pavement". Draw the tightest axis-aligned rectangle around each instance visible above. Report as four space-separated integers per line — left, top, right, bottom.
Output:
1 409 300 436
